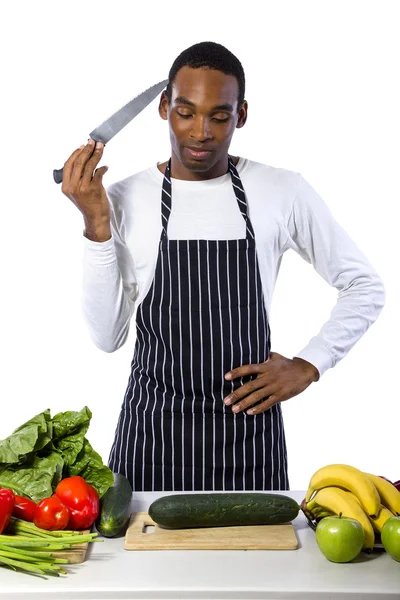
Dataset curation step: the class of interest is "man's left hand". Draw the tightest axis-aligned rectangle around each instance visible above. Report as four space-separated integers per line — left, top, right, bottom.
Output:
224 352 320 415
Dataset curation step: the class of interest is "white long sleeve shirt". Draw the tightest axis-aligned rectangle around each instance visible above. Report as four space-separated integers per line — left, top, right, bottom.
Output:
81 157 385 378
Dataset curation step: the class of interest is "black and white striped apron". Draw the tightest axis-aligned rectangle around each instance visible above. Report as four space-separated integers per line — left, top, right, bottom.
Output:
108 156 289 491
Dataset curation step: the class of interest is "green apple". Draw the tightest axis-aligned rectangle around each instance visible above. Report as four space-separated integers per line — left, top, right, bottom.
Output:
381 516 400 561
315 515 364 563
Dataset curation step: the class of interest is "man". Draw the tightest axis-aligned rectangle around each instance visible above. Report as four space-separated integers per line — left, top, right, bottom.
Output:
61 42 385 492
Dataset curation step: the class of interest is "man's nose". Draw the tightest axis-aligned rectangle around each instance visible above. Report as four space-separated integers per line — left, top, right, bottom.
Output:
190 116 214 141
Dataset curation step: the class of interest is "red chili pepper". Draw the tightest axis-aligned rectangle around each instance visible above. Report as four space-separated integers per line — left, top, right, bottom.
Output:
34 495 70 530
13 495 37 522
0 488 15 533
55 476 99 530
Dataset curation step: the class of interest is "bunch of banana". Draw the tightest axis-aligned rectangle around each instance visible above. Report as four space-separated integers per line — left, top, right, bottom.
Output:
302 464 400 552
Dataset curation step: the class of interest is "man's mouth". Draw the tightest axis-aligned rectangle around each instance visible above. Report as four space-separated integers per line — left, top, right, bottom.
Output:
185 147 212 159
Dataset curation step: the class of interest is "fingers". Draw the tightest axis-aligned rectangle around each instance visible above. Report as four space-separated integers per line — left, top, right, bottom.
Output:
70 139 98 189
227 385 277 414
64 139 105 192
225 363 264 381
61 145 85 197
224 377 264 405
231 388 270 413
93 165 109 184
80 140 105 188
247 396 280 415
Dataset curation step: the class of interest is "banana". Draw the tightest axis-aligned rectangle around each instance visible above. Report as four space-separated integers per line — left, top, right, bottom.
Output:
313 507 333 519
304 500 333 520
305 464 380 517
363 473 400 516
307 486 375 551
369 504 394 533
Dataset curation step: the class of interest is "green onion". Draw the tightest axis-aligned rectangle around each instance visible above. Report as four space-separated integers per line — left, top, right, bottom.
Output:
0 519 101 578
8 517 90 537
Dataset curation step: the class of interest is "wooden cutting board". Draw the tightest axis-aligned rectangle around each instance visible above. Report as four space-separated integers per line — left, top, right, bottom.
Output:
124 512 298 550
51 529 90 564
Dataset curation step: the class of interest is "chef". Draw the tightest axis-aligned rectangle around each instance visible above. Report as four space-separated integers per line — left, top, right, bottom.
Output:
61 41 385 492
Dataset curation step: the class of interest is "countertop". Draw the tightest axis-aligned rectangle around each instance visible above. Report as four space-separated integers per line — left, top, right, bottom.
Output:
1 490 399 600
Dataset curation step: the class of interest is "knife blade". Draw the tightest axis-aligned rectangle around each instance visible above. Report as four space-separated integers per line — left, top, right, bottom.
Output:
53 78 168 184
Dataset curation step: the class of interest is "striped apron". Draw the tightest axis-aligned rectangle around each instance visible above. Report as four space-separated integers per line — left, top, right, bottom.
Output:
108 156 289 491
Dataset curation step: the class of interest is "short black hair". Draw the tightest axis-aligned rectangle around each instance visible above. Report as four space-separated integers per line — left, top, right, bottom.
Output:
166 41 245 109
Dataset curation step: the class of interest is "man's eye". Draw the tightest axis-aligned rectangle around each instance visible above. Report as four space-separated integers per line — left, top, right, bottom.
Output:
177 112 229 122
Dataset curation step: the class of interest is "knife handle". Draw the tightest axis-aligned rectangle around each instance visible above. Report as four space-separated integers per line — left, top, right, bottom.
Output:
53 168 64 184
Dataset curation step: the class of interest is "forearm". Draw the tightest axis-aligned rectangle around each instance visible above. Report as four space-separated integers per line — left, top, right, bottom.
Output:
295 268 385 376
81 234 136 353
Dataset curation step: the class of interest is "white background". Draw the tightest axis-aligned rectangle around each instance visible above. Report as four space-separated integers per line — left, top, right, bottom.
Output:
1 0 398 490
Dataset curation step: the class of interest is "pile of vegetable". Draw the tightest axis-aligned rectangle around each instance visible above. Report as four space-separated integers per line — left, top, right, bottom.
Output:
0 406 114 502
0 486 100 576
0 406 133 577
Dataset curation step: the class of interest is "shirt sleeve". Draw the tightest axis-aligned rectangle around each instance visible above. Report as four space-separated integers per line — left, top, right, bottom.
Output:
81 185 139 352
286 176 385 378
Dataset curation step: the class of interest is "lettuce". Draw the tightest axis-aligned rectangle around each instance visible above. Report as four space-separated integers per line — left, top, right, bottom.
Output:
0 452 64 502
0 409 52 464
0 407 113 501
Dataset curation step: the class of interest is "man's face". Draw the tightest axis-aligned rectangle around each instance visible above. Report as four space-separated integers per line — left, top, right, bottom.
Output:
159 66 247 177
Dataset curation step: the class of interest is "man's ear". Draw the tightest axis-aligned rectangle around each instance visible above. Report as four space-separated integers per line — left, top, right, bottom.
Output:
159 91 169 121
236 100 248 129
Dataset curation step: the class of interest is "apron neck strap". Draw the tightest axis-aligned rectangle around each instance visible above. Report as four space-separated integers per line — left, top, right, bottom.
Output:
161 156 255 240
160 159 173 239
227 156 255 240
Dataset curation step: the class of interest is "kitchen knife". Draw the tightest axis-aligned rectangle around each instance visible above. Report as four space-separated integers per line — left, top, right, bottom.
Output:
53 78 169 184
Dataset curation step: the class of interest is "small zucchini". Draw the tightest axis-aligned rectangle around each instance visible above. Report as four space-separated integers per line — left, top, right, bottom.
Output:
95 473 132 537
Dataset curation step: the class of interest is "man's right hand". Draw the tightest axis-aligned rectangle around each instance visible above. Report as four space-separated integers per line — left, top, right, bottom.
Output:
61 138 111 242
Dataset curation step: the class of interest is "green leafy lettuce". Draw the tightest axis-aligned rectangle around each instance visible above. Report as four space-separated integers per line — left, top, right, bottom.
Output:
0 409 53 464
0 407 113 502
68 438 115 498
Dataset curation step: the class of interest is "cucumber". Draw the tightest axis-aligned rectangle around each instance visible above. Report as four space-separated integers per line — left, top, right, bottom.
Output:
148 493 299 529
95 473 132 537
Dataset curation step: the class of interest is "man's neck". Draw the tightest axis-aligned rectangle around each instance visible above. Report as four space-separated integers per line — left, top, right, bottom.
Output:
157 155 240 178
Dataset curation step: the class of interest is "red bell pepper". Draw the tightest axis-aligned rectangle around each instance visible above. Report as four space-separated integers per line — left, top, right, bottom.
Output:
55 476 99 530
34 495 70 530
13 495 37 522
0 488 15 533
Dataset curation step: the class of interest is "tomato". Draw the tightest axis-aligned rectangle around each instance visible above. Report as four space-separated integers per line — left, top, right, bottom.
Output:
33 495 70 530
55 476 99 530
13 495 36 522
